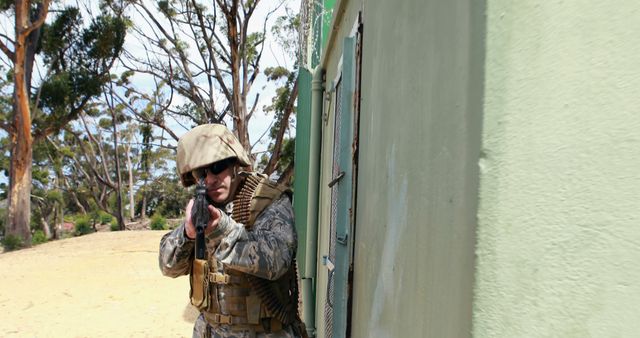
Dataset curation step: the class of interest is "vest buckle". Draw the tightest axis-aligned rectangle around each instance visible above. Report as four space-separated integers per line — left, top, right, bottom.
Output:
213 314 232 325
210 272 230 284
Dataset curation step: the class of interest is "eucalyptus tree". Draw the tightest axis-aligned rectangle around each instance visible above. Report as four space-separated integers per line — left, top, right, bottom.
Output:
119 0 298 178
0 0 126 246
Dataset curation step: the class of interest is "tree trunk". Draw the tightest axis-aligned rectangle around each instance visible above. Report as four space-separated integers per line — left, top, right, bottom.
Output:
63 176 87 214
4 0 51 248
7 20 34 246
7 137 32 246
111 110 125 231
40 216 51 239
226 0 251 155
141 192 147 220
126 143 135 221
52 201 59 240
277 161 294 185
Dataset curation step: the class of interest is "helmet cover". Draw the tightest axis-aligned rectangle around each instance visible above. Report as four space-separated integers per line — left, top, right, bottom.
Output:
177 124 251 187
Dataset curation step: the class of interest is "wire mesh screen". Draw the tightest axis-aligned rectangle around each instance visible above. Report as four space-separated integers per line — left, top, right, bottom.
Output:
324 80 342 338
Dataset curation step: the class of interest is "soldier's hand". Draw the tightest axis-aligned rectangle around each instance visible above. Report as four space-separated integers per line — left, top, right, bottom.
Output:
184 199 222 240
184 199 197 239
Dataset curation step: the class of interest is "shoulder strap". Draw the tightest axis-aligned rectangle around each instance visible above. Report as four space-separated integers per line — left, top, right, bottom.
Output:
249 177 291 226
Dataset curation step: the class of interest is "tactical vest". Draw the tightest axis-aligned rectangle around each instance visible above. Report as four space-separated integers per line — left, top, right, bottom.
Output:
189 173 300 334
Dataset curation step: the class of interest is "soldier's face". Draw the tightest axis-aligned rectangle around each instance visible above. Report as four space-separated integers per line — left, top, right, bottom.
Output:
204 162 234 203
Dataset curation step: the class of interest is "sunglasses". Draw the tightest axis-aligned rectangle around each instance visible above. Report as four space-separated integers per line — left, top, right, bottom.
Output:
192 158 234 180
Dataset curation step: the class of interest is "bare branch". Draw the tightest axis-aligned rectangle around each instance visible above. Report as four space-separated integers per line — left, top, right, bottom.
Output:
0 121 11 133
247 92 259 120
110 88 181 142
63 126 117 190
264 78 298 175
190 0 232 105
277 161 294 185
0 39 13 60
250 118 274 151
22 0 51 37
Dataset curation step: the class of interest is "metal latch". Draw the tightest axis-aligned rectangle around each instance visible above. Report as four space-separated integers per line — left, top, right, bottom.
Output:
322 255 335 271
328 171 345 187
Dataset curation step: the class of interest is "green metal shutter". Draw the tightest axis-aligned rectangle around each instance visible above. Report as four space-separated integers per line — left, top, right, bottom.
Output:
294 67 313 276
326 36 356 338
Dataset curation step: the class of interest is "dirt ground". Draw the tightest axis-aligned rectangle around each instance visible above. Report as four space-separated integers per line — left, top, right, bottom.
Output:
0 230 199 337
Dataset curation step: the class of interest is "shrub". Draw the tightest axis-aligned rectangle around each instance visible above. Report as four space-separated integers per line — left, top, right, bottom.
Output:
166 218 181 230
31 230 47 245
1 234 24 251
74 216 93 236
110 219 120 231
150 214 167 231
99 211 113 225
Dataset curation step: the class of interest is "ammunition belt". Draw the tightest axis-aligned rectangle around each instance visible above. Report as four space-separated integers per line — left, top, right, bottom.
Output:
228 173 302 327
246 260 301 326
231 173 262 228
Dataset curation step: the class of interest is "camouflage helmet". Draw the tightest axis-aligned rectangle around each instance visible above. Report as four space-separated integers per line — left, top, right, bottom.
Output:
177 124 251 187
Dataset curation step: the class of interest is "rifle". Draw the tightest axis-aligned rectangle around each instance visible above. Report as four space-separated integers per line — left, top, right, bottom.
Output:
191 176 210 259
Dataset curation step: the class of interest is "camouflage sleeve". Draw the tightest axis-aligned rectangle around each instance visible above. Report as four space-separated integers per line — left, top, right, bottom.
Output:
158 223 195 277
206 195 297 281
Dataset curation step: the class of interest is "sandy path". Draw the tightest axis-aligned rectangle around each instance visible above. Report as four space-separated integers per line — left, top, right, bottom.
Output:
0 230 198 337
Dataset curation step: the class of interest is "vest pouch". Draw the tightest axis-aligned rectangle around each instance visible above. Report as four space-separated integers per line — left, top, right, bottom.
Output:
245 294 261 324
189 258 209 310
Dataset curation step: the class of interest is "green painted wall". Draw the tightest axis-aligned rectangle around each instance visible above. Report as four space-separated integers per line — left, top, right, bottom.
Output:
321 0 336 51
349 1 484 337
294 68 313 276
314 1 361 336
473 1 640 336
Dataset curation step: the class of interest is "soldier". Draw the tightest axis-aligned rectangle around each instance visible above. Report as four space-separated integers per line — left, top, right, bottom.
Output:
159 124 304 338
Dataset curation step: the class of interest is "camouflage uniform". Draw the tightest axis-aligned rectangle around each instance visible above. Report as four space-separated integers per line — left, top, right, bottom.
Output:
159 187 299 338
160 124 301 338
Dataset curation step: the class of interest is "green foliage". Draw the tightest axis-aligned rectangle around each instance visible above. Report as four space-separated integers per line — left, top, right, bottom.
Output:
38 73 72 114
99 211 113 225
110 219 120 231
107 194 118 212
0 137 9 182
0 0 12 11
264 66 290 81
157 1 177 18
1 234 24 251
280 137 296 169
31 230 47 245
74 216 93 236
83 15 127 60
150 214 167 231
138 174 190 218
40 7 82 58
87 201 101 226
245 32 265 64
98 117 112 130
271 10 300 59
33 8 127 135
30 206 44 231
47 190 63 205
118 70 135 86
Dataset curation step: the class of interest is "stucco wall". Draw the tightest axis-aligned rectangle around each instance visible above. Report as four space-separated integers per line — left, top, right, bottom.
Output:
473 1 640 336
